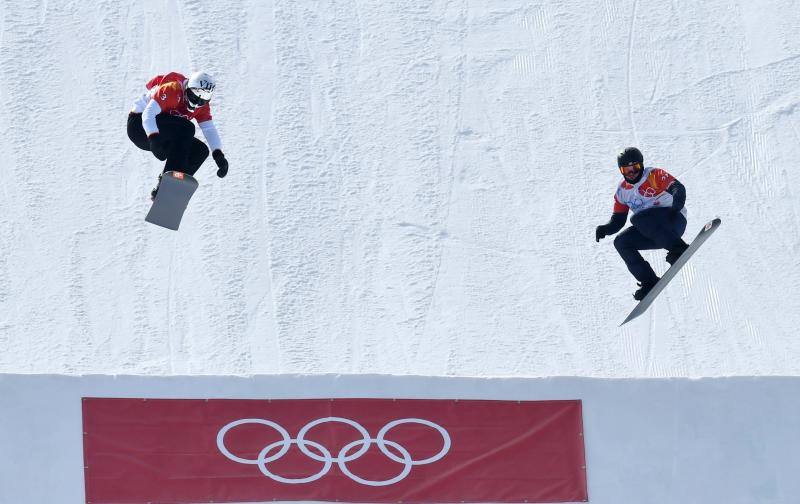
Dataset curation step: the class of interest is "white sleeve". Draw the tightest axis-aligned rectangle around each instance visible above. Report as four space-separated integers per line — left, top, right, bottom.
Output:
129 92 150 113
199 120 223 152
141 99 162 137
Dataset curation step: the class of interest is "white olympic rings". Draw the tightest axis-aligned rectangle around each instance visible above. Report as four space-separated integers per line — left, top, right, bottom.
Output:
216 416 451 486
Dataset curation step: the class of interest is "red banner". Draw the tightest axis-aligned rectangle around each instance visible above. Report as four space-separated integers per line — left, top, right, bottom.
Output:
83 398 586 503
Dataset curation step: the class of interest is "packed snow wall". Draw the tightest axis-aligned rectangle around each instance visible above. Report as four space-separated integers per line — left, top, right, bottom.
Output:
1 374 798 504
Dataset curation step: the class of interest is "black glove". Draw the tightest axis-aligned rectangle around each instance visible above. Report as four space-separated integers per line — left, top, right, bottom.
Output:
148 133 168 161
596 212 627 242
595 225 609 242
212 149 228 178
667 180 686 215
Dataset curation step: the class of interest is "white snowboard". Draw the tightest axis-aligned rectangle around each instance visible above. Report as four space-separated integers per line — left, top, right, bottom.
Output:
621 217 722 326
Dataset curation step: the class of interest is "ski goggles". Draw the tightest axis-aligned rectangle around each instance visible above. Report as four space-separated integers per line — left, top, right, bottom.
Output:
186 87 211 108
619 162 642 177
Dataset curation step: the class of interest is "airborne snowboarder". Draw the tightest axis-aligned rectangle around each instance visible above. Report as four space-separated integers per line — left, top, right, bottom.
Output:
127 71 229 200
595 147 689 300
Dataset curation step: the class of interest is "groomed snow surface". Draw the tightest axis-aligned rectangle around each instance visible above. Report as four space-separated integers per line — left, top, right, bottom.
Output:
1 0 800 377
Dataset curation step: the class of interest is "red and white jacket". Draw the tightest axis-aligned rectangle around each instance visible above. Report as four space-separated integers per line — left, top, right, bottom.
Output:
130 72 222 152
613 166 687 217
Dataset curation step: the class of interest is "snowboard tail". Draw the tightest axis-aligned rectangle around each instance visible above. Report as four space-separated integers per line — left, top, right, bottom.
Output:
145 171 199 231
620 217 721 326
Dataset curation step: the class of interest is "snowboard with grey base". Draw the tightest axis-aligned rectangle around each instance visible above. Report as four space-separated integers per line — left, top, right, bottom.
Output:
145 171 198 231
620 217 721 326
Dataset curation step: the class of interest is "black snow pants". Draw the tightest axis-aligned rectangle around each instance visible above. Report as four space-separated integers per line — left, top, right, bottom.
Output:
613 208 687 285
127 113 209 175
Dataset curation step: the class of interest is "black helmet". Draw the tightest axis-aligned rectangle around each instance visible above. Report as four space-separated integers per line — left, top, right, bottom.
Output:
617 147 643 168
617 147 644 183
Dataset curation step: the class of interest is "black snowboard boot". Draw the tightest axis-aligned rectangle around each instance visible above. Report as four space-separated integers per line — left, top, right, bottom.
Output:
150 173 163 201
633 279 658 301
665 240 689 266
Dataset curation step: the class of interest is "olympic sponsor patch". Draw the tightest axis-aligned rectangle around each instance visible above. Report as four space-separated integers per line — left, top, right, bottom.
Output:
82 398 587 503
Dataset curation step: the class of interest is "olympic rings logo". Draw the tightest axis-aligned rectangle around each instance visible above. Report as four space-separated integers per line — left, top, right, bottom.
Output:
642 186 657 198
216 417 451 487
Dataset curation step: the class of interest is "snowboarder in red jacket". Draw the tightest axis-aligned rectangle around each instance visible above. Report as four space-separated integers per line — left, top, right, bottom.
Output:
127 71 229 199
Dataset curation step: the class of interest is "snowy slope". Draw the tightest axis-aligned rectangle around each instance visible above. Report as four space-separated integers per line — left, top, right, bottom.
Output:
1 0 799 377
